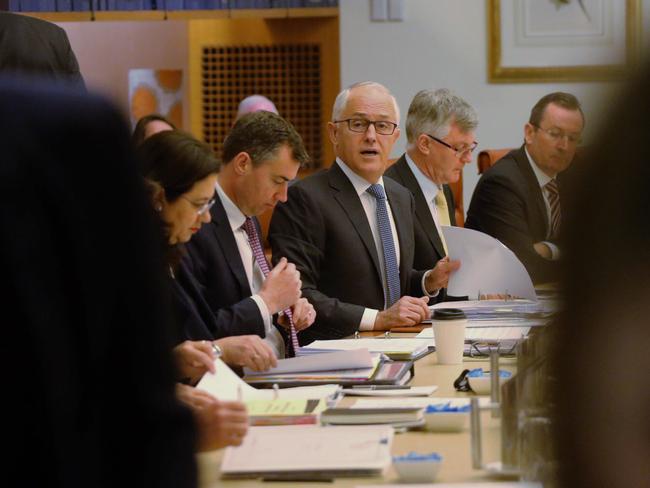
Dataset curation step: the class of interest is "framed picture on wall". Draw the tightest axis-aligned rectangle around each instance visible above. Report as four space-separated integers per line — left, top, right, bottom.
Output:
488 0 641 82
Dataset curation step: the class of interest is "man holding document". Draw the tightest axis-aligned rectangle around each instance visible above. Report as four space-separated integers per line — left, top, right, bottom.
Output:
270 82 446 343
385 88 476 301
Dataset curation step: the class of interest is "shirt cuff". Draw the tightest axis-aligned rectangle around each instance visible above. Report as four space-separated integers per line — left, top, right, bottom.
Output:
250 294 273 332
359 308 379 331
541 241 561 260
421 269 441 297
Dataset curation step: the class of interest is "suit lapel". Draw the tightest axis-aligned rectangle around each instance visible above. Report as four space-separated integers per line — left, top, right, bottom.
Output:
514 146 549 236
393 156 447 258
208 195 252 295
328 163 382 280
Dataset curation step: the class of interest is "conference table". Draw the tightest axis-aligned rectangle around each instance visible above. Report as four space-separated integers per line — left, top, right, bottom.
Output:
196 343 517 487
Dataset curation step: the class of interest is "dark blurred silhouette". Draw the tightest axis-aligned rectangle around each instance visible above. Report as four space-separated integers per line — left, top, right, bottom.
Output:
553 66 650 487
0 12 85 91
0 80 196 487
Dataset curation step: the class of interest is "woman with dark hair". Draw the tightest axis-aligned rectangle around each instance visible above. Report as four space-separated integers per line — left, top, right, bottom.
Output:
132 113 176 147
136 130 277 451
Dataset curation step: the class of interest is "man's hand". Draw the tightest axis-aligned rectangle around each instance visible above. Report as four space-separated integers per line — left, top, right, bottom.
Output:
216 335 277 372
278 297 316 332
258 257 301 314
424 257 461 293
173 340 216 384
533 242 552 259
374 296 430 330
176 384 248 452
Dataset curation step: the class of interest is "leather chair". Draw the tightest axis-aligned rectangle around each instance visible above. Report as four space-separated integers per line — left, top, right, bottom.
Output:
477 148 513 174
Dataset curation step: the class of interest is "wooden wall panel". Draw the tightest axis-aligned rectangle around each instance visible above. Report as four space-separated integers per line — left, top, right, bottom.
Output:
188 16 340 168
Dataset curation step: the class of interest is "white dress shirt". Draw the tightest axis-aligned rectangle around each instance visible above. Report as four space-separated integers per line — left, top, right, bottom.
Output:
215 180 285 358
524 148 560 260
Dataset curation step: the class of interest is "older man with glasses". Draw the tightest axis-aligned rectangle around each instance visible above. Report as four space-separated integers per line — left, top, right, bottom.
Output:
466 92 584 283
269 81 449 343
385 89 478 302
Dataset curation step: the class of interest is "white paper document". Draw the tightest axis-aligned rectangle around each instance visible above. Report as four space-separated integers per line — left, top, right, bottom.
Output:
441 225 536 300
350 397 492 409
243 348 373 376
416 326 530 342
221 425 393 478
304 338 430 356
343 385 438 397
196 358 339 401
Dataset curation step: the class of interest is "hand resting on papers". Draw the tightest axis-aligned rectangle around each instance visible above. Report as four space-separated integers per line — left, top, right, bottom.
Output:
176 384 249 451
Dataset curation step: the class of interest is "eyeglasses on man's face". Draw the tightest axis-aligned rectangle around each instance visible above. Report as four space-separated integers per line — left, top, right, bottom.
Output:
181 196 216 216
426 134 478 158
532 124 582 145
334 118 398 136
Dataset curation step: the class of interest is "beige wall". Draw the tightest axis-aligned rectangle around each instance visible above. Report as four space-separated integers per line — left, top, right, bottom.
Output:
58 20 189 130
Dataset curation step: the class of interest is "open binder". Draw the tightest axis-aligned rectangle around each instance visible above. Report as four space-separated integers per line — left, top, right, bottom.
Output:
243 357 413 387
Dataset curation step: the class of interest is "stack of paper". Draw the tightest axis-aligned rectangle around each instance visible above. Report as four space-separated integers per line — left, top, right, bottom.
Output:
303 338 433 361
221 425 394 479
320 406 424 428
196 358 340 402
243 349 380 385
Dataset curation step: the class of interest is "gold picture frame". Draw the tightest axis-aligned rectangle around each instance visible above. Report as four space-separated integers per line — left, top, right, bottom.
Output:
488 0 642 83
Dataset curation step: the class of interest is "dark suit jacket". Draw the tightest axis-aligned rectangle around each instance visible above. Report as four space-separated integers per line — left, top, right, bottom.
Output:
0 13 85 90
385 155 458 302
183 192 269 340
465 145 563 283
269 162 425 344
1 80 195 487
170 256 223 343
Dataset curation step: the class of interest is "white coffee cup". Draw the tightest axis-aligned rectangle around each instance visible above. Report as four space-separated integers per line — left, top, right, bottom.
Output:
432 308 467 365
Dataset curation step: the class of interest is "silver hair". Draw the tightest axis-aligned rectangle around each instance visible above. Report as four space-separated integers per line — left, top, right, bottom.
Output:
331 81 400 123
405 89 478 147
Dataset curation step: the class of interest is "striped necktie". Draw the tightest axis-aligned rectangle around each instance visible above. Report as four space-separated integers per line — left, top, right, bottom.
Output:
242 217 301 357
366 184 401 308
434 190 450 255
545 179 561 239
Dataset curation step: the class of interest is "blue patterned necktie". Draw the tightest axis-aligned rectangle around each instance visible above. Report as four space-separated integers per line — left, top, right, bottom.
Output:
366 184 401 308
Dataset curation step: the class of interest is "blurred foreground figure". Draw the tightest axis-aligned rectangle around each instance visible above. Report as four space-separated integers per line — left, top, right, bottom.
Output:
0 12 85 90
554 68 650 487
0 81 196 487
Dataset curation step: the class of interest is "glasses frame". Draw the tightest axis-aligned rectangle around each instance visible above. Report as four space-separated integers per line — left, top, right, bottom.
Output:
531 124 582 145
333 118 398 136
426 134 478 158
181 195 216 216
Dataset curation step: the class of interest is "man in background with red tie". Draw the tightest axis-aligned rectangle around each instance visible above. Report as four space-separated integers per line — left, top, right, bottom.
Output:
465 92 584 283
185 111 315 357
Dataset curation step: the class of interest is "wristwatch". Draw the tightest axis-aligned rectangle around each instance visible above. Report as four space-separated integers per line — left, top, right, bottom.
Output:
211 342 223 358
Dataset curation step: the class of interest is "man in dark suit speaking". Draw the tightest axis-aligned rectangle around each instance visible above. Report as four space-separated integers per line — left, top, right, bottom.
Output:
185 111 315 358
269 82 442 343
465 92 584 283
385 89 477 300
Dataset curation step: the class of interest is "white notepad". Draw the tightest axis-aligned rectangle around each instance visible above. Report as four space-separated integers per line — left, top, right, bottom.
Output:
220 425 394 479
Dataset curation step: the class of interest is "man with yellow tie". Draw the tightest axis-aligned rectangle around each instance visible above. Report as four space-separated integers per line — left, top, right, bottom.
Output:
385 89 474 301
